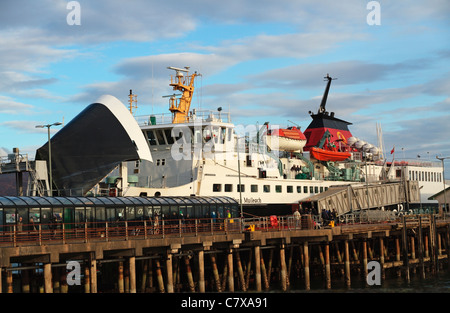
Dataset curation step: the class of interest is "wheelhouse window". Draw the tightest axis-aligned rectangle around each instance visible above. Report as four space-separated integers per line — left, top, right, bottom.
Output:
263 185 270 193
164 129 174 144
147 130 157 146
155 130 166 145
251 185 258 193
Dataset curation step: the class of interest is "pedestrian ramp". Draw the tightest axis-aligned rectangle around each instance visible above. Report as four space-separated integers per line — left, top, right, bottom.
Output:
299 180 420 216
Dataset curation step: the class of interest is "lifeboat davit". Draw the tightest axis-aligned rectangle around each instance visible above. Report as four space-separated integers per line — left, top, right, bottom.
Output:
310 147 351 161
266 127 307 152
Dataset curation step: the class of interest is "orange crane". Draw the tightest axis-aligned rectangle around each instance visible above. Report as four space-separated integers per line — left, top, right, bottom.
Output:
166 66 201 124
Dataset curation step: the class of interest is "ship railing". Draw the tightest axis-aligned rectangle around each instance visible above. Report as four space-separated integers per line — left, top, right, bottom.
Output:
135 109 231 127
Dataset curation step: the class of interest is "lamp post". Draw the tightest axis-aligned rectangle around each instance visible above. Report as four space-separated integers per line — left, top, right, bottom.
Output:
36 122 62 196
436 156 450 215
237 137 244 219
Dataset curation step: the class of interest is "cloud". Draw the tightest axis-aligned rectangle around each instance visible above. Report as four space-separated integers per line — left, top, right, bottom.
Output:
0 96 35 115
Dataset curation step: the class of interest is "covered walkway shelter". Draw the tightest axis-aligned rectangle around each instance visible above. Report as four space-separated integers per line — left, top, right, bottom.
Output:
0 196 239 231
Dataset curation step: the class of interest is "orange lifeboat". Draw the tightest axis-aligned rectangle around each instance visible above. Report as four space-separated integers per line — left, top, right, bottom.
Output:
310 147 351 161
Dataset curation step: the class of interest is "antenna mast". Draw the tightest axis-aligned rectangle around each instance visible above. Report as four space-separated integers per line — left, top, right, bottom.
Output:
318 74 337 114
166 66 201 123
128 89 137 115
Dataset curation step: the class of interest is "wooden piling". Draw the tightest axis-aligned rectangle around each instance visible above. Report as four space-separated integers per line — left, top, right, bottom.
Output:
379 237 385 280
227 250 234 292
303 241 310 291
324 242 331 289
166 253 174 293
254 246 262 292
84 263 90 293
447 225 450 271
418 216 425 279
129 256 136 293
235 251 247 291
155 259 165 293
118 261 124 293
184 256 195 292
362 240 368 280
6 270 13 293
245 249 252 288
260 251 269 291
124 263 130 293
60 267 68 293
141 260 147 292
198 250 205 293
44 263 52 293
90 259 97 293
344 240 351 288
209 254 221 292
402 216 410 283
280 244 287 291
148 259 154 292
22 268 30 293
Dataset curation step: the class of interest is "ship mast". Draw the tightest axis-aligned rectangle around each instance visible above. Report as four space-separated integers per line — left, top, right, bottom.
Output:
128 89 137 115
166 66 201 123
318 74 336 114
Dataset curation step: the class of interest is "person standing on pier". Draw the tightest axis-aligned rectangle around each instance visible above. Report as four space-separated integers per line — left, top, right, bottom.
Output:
293 208 301 229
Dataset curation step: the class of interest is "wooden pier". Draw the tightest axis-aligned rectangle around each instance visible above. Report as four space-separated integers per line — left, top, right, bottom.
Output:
1 214 449 293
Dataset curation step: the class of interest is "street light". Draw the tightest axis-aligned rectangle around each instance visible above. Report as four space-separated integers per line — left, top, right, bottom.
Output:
36 122 62 196
436 155 450 215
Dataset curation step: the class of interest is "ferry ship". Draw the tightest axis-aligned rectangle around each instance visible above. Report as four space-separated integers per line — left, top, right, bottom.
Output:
102 68 444 215
35 67 445 216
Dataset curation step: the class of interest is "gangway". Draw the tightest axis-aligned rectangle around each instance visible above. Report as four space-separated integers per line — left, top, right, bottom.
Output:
300 180 420 216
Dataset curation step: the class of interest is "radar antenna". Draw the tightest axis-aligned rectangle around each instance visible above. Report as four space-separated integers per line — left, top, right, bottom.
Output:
166 66 201 123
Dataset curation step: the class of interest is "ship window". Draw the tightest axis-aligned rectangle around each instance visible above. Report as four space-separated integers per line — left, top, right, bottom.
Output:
147 130 157 146
275 185 282 193
155 130 166 145
213 184 221 192
315 187 319 194
164 129 174 144
320 187 324 193
310 186 314 194
237 184 245 192
303 186 308 193
297 186 302 193
251 185 258 192
263 185 270 193
193 128 202 144
203 127 212 143
225 184 233 192
287 186 293 193
228 128 233 142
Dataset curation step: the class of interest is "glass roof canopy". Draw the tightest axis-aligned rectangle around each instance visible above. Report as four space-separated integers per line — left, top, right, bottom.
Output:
0 196 238 208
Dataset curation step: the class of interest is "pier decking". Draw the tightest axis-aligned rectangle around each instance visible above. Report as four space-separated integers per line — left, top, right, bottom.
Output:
1 213 449 293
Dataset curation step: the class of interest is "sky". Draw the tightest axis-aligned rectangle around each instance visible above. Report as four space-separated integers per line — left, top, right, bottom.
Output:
0 0 449 171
